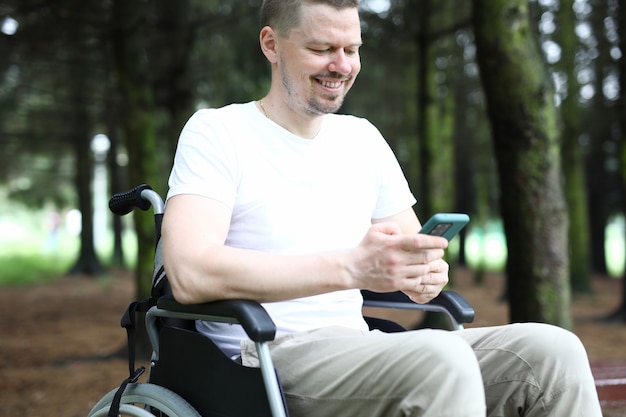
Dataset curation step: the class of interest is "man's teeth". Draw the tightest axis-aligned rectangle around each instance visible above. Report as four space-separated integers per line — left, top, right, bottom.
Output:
320 80 342 88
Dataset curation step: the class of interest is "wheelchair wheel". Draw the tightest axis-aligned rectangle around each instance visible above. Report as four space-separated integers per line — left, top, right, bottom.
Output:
88 382 201 417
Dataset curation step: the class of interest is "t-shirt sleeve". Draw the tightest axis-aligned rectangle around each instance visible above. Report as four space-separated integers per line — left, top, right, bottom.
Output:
166 109 238 209
366 121 417 219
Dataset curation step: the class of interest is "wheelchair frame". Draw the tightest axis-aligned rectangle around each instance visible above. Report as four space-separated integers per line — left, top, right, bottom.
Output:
88 184 475 417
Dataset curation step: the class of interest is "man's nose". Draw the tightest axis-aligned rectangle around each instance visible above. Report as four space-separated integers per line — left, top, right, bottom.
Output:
328 50 352 75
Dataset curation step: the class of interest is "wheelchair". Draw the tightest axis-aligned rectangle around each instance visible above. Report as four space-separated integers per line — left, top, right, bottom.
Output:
88 184 475 417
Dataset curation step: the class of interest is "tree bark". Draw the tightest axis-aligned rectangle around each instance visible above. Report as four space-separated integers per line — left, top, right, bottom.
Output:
555 0 592 294
473 0 572 328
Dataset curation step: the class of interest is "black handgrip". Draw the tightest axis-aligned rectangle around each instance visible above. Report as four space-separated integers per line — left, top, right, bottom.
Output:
109 184 153 215
157 296 277 343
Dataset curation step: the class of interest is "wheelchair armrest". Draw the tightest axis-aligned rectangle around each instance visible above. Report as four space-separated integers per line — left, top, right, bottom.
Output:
429 290 475 324
157 296 276 343
361 290 475 325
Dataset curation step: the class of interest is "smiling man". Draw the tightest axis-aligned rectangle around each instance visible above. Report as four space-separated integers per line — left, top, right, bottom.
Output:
263 1 362 120
161 1 603 416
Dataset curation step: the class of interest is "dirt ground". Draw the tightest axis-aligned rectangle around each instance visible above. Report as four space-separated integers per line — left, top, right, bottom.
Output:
0 267 625 417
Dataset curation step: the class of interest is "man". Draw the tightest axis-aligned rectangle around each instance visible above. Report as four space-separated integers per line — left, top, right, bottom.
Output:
162 0 603 415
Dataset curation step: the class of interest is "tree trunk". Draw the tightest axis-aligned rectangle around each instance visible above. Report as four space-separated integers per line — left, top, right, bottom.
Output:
415 0 455 220
111 0 160 358
153 0 195 160
67 69 104 277
586 0 615 277
555 0 592 294
612 0 626 322
112 0 159 299
412 0 458 328
106 93 126 268
473 0 572 328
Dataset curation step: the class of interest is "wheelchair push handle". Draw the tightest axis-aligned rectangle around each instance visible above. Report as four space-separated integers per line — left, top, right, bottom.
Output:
109 184 165 216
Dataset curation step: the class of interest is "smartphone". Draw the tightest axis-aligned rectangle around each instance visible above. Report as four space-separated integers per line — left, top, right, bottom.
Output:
419 213 470 241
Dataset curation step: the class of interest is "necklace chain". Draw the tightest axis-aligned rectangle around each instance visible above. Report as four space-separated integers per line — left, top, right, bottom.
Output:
259 100 270 119
258 99 321 138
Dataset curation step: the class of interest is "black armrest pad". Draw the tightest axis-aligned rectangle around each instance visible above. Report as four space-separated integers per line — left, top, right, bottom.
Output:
361 290 475 324
430 290 475 324
157 296 276 342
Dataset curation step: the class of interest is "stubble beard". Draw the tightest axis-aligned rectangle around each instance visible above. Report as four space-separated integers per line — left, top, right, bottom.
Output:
307 91 345 115
280 64 347 116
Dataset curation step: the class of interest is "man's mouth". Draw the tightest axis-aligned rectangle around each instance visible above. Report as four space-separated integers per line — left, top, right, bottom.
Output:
318 79 343 89
315 73 349 90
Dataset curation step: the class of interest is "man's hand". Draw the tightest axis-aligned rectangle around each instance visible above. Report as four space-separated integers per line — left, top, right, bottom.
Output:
400 256 449 304
348 222 449 303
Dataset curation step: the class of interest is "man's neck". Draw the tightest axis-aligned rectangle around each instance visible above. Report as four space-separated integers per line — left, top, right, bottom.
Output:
258 96 324 139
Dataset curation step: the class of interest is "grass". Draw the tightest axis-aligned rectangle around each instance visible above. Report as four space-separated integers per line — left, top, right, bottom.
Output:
0 255 74 286
0 219 138 286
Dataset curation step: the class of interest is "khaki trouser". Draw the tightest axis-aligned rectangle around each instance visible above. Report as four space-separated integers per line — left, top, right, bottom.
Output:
241 323 602 417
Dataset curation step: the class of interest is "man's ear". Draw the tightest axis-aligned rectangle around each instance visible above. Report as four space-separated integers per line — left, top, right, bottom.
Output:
259 26 279 64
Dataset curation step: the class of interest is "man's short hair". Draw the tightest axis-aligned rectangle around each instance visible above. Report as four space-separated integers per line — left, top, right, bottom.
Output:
260 0 359 36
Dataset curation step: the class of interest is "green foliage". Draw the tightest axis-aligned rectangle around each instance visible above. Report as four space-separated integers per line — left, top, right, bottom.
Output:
0 255 72 286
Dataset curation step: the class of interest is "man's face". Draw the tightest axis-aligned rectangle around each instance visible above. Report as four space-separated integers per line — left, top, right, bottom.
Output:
275 4 362 116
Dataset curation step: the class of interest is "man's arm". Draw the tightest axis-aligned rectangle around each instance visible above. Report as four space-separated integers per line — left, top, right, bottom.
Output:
372 207 422 234
162 194 449 305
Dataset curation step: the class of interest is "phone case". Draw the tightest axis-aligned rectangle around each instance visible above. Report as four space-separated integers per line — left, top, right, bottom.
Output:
419 213 470 241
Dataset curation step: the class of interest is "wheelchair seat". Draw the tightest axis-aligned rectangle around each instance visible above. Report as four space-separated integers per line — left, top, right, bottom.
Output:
88 184 475 417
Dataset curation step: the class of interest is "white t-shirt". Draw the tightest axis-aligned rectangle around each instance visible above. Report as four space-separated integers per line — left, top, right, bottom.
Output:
167 102 416 357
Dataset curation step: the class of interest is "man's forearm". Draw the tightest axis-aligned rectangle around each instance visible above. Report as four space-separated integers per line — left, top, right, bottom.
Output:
163 243 354 304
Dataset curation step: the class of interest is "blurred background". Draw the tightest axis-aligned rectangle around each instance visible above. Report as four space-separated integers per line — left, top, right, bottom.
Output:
1 0 625 327
2 0 626 415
